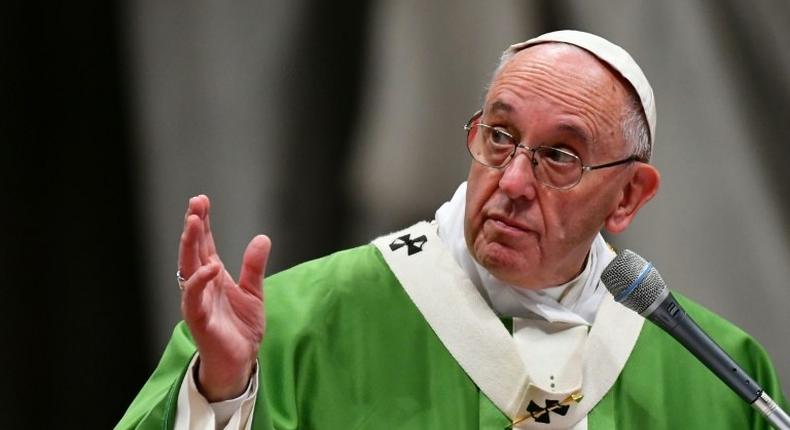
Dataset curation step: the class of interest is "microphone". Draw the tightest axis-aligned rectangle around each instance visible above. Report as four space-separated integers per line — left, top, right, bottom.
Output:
601 249 790 430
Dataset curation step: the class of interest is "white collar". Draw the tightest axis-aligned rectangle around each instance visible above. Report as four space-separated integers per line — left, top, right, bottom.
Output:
435 182 608 326
372 221 643 424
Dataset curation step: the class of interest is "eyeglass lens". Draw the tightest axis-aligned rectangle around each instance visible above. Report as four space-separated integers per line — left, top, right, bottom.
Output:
467 124 583 189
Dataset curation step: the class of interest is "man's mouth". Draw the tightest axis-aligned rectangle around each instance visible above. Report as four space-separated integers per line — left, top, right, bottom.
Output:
486 214 534 234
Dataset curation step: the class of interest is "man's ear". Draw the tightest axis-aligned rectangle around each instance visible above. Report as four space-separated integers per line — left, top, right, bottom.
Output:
605 163 660 234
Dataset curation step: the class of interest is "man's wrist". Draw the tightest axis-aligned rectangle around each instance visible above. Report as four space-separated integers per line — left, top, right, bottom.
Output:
195 356 256 402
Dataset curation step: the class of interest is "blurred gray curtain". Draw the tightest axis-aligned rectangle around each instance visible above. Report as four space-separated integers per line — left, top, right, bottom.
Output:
129 0 790 386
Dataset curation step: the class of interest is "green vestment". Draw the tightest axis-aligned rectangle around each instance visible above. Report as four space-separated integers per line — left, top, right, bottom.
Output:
117 244 787 429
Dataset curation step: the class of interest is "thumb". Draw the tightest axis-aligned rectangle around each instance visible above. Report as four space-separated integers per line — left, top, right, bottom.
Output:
237 235 271 298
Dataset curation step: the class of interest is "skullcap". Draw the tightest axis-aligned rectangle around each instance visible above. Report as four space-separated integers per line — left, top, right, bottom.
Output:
505 30 656 144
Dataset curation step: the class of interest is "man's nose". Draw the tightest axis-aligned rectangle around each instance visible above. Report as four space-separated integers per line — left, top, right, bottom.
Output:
498 152 538 200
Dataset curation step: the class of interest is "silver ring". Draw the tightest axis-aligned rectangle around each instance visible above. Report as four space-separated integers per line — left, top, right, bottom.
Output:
176 269 187 291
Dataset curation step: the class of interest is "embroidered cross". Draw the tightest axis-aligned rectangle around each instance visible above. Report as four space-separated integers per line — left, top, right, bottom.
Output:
525 399 570 424
389 234 427 256
509 392 583 427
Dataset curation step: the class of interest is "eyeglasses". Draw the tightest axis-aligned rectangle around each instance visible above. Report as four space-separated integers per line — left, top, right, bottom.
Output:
464 110 640 190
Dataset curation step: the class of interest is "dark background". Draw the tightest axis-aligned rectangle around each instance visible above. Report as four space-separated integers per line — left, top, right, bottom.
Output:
3 1 148 426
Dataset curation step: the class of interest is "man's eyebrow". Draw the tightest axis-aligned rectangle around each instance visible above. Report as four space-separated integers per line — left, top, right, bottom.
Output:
486 101 592 142
556 122 592 143
487 100 514 115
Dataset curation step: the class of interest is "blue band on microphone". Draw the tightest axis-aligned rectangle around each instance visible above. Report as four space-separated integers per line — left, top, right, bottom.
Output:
615 262 653 302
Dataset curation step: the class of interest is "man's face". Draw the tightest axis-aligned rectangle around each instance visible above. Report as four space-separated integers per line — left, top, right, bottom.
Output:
465 43 637 289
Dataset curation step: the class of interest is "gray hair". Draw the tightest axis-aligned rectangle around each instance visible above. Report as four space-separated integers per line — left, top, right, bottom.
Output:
622 90 652 162
494 47 653 162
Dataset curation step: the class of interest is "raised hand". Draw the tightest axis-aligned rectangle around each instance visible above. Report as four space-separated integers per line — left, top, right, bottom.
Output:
178 195 271 402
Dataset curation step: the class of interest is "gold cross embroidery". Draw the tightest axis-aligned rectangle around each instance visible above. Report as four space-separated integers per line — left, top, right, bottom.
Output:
508 392 584 428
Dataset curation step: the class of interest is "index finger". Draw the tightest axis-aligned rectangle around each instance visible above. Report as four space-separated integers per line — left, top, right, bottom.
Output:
178 214 202 280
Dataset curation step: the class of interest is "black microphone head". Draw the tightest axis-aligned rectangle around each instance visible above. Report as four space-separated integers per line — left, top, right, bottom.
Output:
601 249 667 315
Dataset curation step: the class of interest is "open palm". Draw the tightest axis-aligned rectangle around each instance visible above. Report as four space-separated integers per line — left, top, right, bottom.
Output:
178 195 271 401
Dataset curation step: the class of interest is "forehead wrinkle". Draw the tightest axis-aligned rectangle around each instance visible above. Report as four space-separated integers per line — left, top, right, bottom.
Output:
496 64 618 124
490 79 613 143
489 57 624 152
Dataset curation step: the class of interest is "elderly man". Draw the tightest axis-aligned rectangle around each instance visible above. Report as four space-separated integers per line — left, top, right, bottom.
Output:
118 31 785 429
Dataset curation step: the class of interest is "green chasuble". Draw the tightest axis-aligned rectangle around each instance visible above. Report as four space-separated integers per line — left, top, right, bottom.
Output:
117 243 787 429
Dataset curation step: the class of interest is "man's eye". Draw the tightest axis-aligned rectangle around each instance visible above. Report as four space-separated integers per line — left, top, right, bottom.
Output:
488 128 511 145
543 148 578 164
